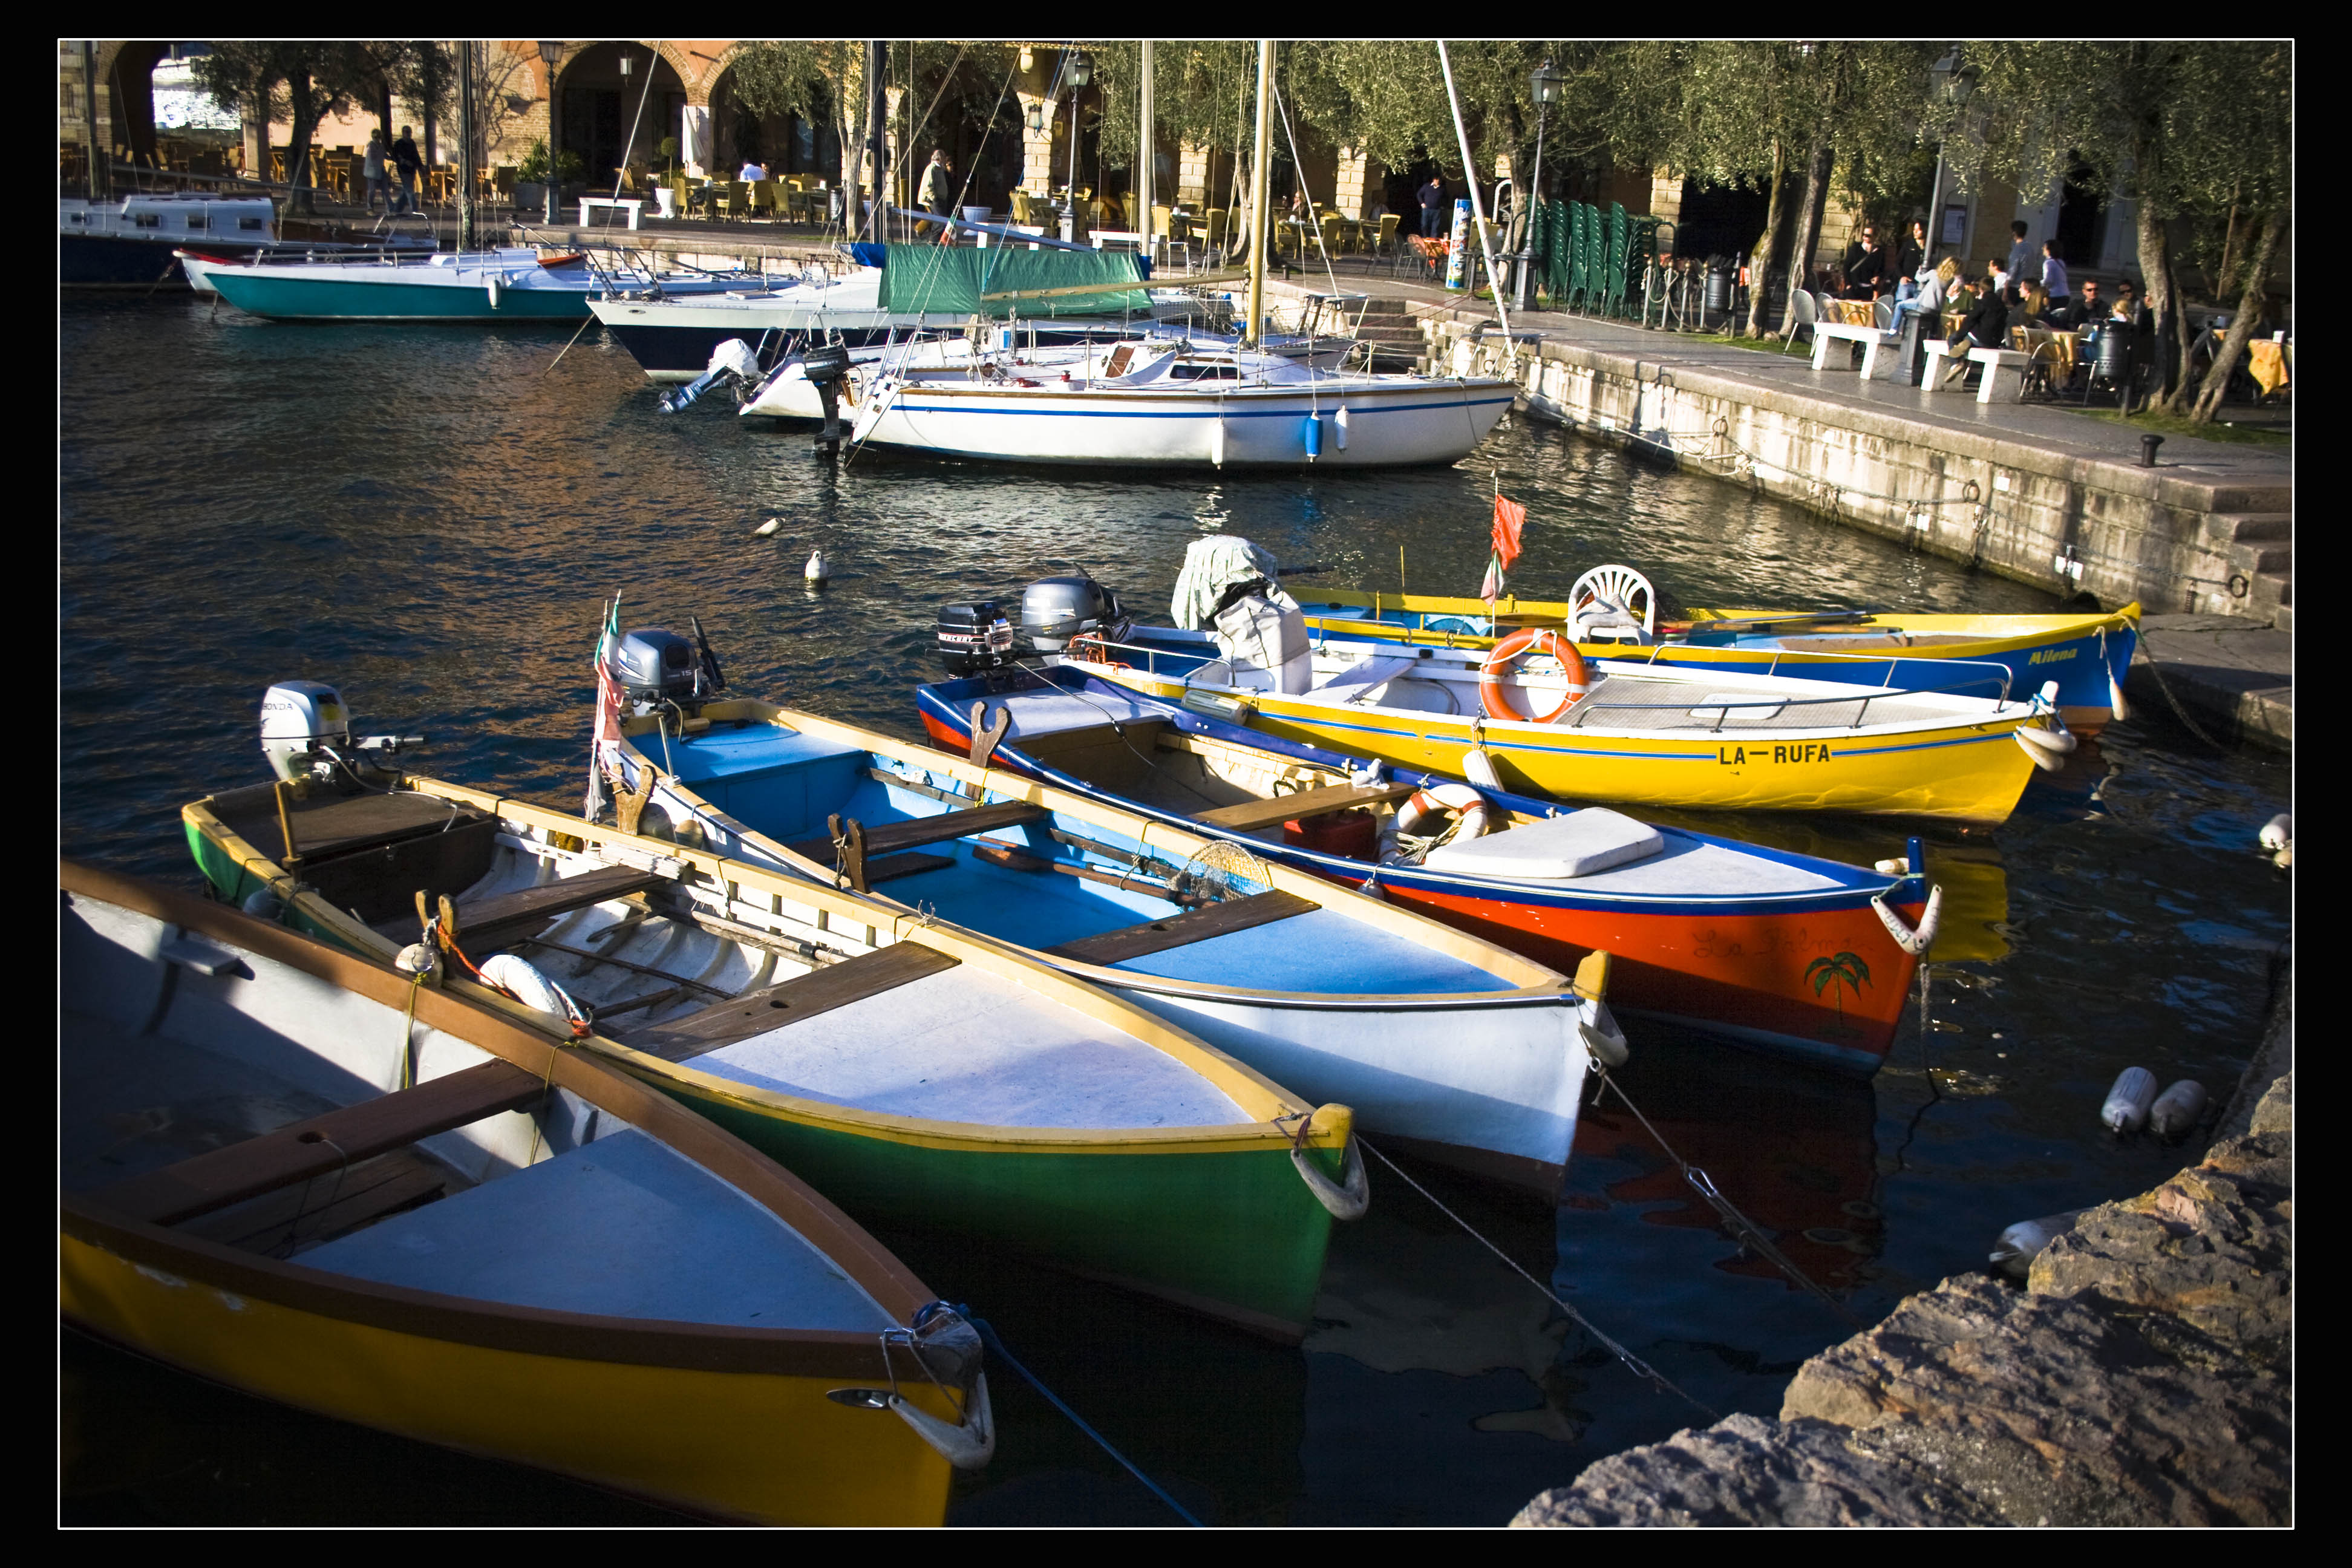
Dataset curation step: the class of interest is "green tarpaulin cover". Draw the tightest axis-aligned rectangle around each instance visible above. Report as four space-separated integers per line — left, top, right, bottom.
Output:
873 245 1151 318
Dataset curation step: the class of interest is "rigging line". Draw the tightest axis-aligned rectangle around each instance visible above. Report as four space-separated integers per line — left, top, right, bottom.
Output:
1006 660 1224 806
1270 78 1342 297
611 42 663 205
541 308 601 377
1357 1137 1720 1422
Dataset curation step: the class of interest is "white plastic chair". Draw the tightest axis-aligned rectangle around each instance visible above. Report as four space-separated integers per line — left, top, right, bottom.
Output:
1780 287 1818 354
1569 565 1658 642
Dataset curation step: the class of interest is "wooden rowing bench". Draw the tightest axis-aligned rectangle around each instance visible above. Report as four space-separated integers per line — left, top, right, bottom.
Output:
1191 780 1417 835
380 862 666 953
618 942 963 1063
1050 889 1319 965
787 800 1051 893
88 1060 546 1228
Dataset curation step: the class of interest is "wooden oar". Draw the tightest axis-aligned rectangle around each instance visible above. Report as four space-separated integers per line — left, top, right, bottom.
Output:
1661 609 1885 638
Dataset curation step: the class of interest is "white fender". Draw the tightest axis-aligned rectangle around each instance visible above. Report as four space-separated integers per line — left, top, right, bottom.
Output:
485 273 503 310
1292 1137 1370 1220
2014 723 2074 770
1871 884 1942 956
1396 782 1488 840
888 1374 995 1470
2101 1066 2158 1132
1209 411 1227 469
1333 402 1350 450
2108 671 2131 723
1461 746 1504 791
2149 1079 2208 1137
2258 813 2291 851
1989 1209 2087 1277
1579 1008 1630 1070
478 953 588 1030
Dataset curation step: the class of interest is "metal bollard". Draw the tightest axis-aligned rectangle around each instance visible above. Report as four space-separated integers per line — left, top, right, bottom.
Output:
2138 433 2164 467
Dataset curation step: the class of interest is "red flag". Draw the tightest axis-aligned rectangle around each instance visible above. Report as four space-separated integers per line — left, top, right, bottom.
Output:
1491 493 1527 571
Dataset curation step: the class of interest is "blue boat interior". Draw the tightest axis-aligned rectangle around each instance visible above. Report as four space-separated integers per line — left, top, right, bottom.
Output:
632 719 1514 996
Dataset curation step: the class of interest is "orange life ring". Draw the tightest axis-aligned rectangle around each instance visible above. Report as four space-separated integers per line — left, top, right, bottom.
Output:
1480 627 1589 723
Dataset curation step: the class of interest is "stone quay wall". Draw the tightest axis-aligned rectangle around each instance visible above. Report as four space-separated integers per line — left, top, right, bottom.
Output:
1420 321 2292 626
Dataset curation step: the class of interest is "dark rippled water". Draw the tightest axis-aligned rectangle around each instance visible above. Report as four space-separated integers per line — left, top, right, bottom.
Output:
60 296 2291 1525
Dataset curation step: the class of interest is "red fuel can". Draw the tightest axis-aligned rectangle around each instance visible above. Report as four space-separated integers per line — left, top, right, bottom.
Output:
1283 808 1379 861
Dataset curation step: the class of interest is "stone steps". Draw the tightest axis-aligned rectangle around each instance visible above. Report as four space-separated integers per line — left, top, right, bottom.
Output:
2201 514 2292 630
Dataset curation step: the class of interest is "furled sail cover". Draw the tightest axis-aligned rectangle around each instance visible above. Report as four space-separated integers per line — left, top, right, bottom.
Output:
874 245 1152 318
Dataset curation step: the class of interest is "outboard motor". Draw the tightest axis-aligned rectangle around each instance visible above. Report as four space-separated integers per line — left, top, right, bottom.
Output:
799 340 854 447
660 338 762 414
260 680 422 783
606 618 727 717
936 600 1016 676
1019 575 1131 653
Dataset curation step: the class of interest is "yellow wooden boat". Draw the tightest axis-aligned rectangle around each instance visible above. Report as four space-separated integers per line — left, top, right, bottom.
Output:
61 859 990 1526
1073 632 2066 823
1285 581 2141 734
180 776 1362 1339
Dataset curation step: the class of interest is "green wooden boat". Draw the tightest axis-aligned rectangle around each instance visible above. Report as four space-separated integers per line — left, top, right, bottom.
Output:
183 774 1360 1339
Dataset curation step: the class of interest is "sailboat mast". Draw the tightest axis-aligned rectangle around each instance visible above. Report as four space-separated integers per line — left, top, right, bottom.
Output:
1244 39 1274 348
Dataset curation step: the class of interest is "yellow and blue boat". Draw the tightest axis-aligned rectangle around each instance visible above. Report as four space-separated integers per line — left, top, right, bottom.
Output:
1070 629 2070 824
1285 581 2140 735
62 859 991 1526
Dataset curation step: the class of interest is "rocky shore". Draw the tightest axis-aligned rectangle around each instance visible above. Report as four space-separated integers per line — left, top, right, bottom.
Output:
1515 996 2292 1528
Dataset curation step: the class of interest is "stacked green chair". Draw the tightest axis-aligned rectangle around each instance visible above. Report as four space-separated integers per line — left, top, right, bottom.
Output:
1569 202 1593 312
1544 200 1572 304
1602 203 1630 317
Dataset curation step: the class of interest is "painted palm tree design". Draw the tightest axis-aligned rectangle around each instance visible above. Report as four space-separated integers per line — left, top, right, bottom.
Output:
1806 952 1872 1032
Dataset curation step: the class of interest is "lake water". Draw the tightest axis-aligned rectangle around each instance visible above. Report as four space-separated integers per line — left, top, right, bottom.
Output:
60 296 2292 1524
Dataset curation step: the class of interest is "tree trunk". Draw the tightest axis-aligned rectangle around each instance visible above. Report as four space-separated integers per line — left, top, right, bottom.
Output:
1792 136 1833 295
1744 139 1789 336
287 68 318 216
2190 207 2285 423
2212 180 2244 299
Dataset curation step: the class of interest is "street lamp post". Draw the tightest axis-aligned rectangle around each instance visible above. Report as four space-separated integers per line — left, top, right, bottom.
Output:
1514 59 1563 313
1923 54 1977 270
538 41 563 227
1062 51 1091 243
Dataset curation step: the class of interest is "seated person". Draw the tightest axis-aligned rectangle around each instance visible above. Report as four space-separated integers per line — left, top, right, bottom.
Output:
1943 276 2010 378
2045 275 2103 329
738 158 768 182
1842 238 1889 299
2015 281 2051 326
2109 278 2151 330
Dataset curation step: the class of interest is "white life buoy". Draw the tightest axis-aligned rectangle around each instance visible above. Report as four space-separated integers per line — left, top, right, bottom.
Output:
1395 782 1488 841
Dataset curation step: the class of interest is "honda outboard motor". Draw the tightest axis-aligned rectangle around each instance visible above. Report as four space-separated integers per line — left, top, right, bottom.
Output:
1019 575 1131 653
260 680 423 783
936 600 1016 676
660 338 762 413
606 619 727 717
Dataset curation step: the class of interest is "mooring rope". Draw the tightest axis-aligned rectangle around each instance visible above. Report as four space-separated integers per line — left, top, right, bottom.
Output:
1356 1138 1720 1421
964 1315 1203 1527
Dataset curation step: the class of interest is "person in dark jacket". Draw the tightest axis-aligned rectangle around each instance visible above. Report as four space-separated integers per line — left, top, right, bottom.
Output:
1419 175 1448 238
1894 220 1927 284
1949 276 2010 348
390 126 422 215
1842 227 1889 299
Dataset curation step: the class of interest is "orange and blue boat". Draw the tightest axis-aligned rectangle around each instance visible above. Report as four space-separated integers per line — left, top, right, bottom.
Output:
917 664 1940 1076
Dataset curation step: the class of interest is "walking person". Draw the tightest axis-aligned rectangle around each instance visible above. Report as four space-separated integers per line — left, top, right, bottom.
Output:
361 129 390 215
2040 240 2069 305
921 149 956 242
390 125 422 217
2005 221 2033 288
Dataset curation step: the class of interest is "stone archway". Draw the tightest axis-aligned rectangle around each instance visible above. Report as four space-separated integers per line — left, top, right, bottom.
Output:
101 41 169 166
553 41 688 188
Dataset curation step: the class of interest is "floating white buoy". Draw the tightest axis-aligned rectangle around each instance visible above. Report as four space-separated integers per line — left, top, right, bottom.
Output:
2273 841 2292 871
804 548 829 586
1988 1209 2086 1278
394 942 439 978
2149 1079 2208 1137
2258 813 2291 851
754 517 782 537
2101 1066 2159 1132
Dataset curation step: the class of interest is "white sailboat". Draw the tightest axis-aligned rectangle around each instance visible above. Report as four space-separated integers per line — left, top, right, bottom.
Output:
841 41 1517 470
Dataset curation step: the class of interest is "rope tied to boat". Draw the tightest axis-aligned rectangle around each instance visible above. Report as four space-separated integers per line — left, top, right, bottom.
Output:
1356 1137 1720 1421
1589 1066 1863 1329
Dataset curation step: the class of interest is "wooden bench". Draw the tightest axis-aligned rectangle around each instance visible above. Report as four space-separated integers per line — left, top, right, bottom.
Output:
1192 780 1418 835
788 802 1050 891
576 197 644 230
1050 889 1319 966
1811 321 1899 378
448 863 664 952
90 1060 546 1227
618 941 961 1062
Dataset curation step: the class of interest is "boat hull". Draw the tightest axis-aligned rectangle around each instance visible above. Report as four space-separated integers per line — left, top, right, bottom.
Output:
1296 593 2142 734
855 381 1517 468
625 1072 1342 1339
206 269 592 321
62 1220 957 1526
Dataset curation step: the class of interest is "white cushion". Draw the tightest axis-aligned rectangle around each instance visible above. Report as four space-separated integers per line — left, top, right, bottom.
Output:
1423 807 1665 881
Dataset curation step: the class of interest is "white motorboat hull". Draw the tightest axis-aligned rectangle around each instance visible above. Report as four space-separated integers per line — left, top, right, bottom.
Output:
851 377 1517 468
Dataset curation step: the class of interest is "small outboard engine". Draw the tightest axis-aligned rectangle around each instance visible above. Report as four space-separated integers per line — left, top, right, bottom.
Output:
260 680 423 783
1020 575 1130 653
936 600 1016 676
606 620 727 716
